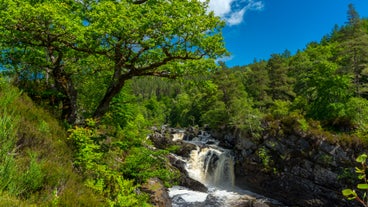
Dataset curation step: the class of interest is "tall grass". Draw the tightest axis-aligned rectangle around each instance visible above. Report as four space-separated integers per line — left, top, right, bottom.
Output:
0 78 104 205
0 79 20 196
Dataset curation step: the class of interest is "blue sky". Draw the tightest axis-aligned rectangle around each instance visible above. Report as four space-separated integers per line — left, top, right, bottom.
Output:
205 0 368 66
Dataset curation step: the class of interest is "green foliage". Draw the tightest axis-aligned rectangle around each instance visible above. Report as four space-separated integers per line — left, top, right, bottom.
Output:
122 147 180 187
266 53 295 101
109 85 142 128
0 0 227 123
68 125 151 206
0 79 105 205
297 115 309 132
243 60 271 108
342 153 368 206
269 100 291 119
257 147 276 173
258 147 271 169
0 152 17 197
0 81 40 198
200 68 263 136
144 96 169 126
8 152 45 198
201 100 228 128
2 3 368 206
169 92 196 127
346 97 368 137
85 168 149 207
68 125 103 172
68 113 179 206
302 59 352 121
229 97 263 138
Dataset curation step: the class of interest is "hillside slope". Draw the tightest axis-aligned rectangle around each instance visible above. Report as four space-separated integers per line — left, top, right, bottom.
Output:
0 79 104 206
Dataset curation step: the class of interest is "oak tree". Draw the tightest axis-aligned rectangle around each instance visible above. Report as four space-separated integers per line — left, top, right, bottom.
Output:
0 0 227 124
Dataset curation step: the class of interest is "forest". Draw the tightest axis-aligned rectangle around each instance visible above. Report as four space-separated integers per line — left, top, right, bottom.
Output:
0 0 368 206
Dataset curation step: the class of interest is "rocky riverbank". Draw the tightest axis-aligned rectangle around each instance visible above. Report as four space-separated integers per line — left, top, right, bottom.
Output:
148 124 364 207
209 122 364 207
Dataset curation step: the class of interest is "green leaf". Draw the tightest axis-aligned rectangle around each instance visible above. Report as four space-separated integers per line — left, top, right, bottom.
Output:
355 167 365 174
358 174 366 180
342 189 358 200
356 154 368 163
357 184 368 190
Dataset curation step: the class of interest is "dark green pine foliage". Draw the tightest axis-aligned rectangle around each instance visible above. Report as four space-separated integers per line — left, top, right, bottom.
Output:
244 60 271 109
266 51 295 101
347 3 360 26
200 65 262 135
289 50 314 99
339 4 368 98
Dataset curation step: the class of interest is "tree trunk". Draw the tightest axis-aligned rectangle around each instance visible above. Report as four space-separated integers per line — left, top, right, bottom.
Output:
93 76 127 119
53 67 78 124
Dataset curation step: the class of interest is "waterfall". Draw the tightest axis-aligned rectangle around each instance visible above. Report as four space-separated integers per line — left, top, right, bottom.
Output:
187 146 235 188
168 129 284 207
172 131 185 141
184 130 234 188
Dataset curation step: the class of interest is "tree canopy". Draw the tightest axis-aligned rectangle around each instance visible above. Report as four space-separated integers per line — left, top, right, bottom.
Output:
0 0 227 124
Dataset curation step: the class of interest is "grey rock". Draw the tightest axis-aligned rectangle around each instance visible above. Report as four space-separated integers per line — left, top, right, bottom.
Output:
141 177 172 207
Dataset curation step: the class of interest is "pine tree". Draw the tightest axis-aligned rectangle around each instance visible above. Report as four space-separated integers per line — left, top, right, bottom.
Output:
340 4 368 98
266 53 295 101
347 3 360 27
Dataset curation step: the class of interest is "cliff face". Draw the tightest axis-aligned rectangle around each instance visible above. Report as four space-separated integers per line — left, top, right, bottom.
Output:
210 124 363 207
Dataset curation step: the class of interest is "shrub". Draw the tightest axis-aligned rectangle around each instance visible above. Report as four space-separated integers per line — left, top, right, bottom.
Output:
342 154 368 206
67 122 163 206
269 100 291 119
122 147 180 187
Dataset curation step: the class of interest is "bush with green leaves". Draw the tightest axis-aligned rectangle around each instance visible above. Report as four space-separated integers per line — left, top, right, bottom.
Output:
68 116 179 206
342 153 368 206
68 123 150 206
121 147 180 187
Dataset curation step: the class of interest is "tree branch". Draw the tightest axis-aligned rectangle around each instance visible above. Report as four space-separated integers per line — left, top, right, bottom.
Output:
133 0 148 4
134 71 178 79
137 54 203 72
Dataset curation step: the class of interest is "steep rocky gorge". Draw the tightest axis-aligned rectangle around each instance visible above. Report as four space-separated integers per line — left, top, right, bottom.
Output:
210 123 364 207
149 123 364 207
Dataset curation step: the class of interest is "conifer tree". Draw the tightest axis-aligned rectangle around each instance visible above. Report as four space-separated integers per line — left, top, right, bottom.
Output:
340 4 368 98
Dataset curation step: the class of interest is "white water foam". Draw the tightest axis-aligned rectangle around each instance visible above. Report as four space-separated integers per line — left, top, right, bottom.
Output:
172 132 185 141
168 186 208 203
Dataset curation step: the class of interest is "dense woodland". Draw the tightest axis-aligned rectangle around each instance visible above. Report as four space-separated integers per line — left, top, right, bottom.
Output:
0 0 368 206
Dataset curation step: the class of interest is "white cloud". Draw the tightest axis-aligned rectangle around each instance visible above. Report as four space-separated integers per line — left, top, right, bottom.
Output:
207 0 233 17
227 8 246 26
202 0 264 26
216 55 234 63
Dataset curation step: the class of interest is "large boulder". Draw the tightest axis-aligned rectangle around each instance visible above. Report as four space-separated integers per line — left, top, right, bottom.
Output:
141 177 172 207
148 128 196 158
174 140 197 157
149 131 175 149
